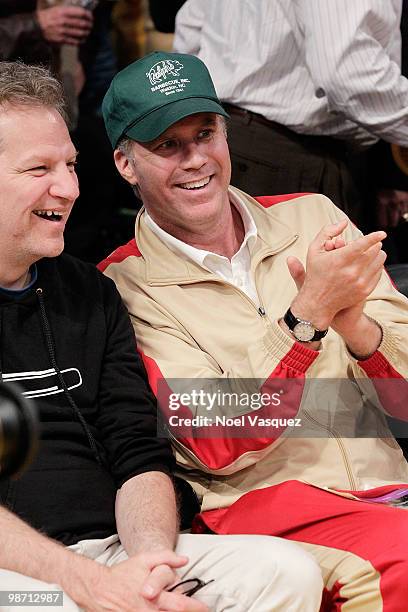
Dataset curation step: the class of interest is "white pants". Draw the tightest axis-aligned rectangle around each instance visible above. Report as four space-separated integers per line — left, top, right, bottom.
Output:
0 533 323 611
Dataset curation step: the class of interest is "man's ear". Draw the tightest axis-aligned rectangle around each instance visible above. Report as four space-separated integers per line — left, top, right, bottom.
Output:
114 149 138 185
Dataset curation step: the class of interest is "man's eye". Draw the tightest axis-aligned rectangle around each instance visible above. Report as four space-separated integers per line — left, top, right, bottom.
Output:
157 140 177 151
198 129 213 140
67 161 78 172
27 166 48 174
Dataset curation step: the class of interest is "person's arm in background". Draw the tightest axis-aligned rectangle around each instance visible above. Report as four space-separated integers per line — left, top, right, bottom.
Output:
173 0 203 54
296 0 408 146
36 3 93 46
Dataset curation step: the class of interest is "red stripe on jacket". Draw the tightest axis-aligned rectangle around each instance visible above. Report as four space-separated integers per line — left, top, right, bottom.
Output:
358 350 408 420
97 239 141 272
140 347 316 471
254 194 311 207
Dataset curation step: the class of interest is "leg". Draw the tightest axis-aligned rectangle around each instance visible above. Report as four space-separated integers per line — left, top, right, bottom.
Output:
197 481 408 611
175 533 323 612
85 533 323 611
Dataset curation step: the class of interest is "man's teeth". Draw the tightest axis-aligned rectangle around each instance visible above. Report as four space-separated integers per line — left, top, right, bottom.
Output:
33 210 62 220
179 177 211 190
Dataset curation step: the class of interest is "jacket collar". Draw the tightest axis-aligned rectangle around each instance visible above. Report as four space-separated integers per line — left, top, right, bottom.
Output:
135 186 299 286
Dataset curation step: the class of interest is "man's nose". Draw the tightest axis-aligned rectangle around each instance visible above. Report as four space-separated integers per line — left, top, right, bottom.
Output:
179 141 208 170
49 166 80 201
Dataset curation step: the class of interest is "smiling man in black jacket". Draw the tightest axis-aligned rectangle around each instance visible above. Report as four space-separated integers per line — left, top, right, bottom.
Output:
0 62 323 612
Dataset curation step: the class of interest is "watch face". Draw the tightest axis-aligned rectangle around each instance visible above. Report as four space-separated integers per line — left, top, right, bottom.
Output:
293 321 315 342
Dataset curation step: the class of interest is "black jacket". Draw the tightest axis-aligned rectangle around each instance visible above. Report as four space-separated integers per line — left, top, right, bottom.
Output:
0 254 173 545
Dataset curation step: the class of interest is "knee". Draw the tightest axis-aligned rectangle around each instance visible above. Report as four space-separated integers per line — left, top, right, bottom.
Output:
234 536 323 611
260 538 323 599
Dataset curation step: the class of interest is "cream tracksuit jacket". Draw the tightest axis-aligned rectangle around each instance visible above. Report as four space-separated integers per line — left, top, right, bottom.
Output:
101 188 408 511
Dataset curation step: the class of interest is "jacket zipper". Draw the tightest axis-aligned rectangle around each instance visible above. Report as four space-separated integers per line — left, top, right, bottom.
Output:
149 236 299 325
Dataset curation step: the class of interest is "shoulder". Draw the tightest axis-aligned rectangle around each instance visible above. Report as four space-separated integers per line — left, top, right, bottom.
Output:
38 253 119 303
98 239 142 274
243 190 348 226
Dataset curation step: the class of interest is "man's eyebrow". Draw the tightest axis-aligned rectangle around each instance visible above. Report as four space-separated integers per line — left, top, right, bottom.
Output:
18 149 79 167
201 117 217 126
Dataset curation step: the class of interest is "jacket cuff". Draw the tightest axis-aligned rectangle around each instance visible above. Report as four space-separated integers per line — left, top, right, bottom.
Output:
264 321 319 374
355 322 399 376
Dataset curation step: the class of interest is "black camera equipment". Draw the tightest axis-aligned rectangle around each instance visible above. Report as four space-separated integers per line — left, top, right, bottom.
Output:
0 383 38 479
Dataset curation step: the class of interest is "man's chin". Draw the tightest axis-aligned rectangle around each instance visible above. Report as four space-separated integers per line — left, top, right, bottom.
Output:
37 239 65 260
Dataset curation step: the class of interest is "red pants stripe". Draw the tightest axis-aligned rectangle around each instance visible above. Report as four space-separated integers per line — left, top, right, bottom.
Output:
194 480 408 611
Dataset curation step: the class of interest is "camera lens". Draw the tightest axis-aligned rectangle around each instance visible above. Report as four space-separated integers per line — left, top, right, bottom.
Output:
0 384 38 479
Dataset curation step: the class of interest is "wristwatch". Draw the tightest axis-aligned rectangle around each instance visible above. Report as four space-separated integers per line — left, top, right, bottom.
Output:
283 308 328 342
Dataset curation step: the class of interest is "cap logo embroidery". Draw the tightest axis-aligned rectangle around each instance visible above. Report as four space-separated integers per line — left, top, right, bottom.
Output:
146 60 184 86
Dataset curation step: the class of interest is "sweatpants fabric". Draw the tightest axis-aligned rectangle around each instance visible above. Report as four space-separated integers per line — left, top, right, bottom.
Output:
0 532 323 612
194 480 408 612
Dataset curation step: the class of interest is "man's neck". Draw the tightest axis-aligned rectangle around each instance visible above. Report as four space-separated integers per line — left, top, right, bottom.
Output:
149 201 246 260
0 267 32 291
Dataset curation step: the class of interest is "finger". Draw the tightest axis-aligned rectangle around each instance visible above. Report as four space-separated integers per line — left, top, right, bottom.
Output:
333 236 346 249
323 236 345 251
347 230 387 255
158 590 209 612
286 256 306 291
363 268 384 298
365 249 387 275
61 6 94 21
144 552 189 571
315 219 348 244
323 239 336 251
64 19 93 31
358 253 387 295
142 565 178 600
361 241 384 263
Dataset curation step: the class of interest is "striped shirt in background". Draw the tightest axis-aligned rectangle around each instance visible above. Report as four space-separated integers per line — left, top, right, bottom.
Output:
174 0 408 148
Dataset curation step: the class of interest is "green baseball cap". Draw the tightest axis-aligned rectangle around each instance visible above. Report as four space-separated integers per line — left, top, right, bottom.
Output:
102 51 229 148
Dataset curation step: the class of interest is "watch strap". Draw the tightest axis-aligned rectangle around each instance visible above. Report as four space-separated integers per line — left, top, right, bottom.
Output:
284 308 328 341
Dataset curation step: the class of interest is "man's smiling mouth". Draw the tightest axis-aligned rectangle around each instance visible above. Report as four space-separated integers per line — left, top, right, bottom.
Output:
33 210 63 222
178 176 212 190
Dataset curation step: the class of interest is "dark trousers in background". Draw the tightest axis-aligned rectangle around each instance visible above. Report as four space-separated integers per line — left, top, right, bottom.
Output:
224 104 366 227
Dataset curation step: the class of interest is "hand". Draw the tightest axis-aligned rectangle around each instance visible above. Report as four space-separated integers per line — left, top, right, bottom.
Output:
72 551 208 612
36 5 93 46
287 249 365 335
288 228 383 356
287 220 386 329
141 563 208 610
376 189 408 228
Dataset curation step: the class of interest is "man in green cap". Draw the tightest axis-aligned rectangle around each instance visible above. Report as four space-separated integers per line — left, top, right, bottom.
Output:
101 51 408 610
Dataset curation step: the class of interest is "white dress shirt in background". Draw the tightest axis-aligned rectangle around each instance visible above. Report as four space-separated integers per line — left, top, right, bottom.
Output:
174 0 408 148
